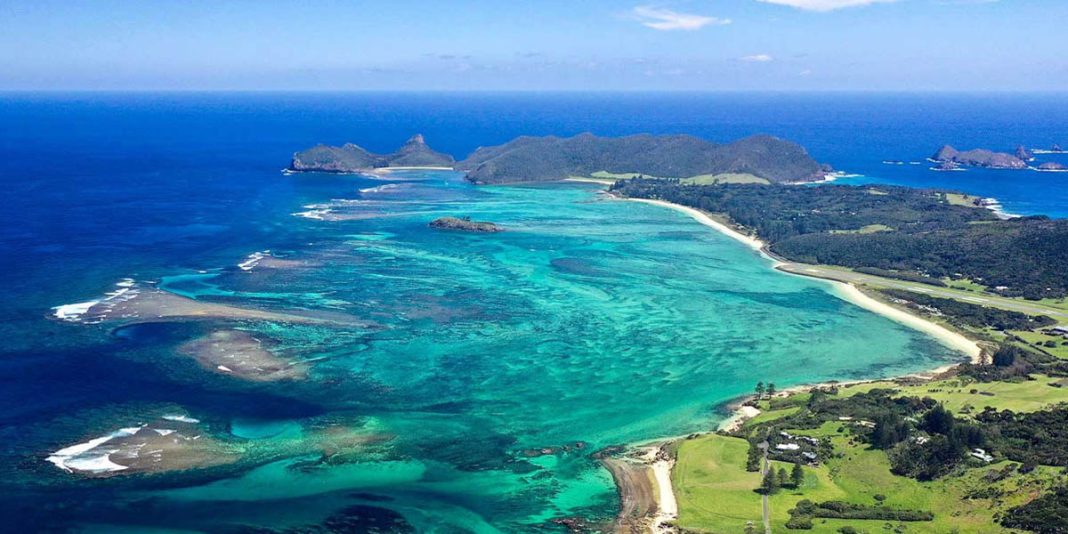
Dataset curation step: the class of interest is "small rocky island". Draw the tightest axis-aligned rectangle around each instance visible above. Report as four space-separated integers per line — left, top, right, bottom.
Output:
289 134 455 173
930 145 1028 170
429 216 503 233
1037 161 1067 172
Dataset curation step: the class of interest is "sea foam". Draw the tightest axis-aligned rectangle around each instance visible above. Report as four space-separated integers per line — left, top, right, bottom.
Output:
52 278 139 323
47 426 143 474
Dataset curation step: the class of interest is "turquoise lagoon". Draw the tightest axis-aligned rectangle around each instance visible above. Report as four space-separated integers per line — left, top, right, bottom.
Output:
17 171 962 532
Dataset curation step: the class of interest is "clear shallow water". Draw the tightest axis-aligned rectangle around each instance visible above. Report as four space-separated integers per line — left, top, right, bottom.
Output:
0 92 1051 531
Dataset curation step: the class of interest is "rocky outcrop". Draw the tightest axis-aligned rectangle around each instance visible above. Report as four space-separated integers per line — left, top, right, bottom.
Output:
289 134 454 173
930 145 1028 170
1016 145 1035 161
388 134 456 167
429 216 503 233
1037 162 1067 171
456 133 828 185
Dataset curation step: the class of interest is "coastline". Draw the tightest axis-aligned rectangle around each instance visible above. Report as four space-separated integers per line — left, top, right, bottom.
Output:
623 197 981 362
606 192 985 533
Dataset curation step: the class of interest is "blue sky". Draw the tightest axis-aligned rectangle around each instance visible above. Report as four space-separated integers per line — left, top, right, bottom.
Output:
1 0 1064 91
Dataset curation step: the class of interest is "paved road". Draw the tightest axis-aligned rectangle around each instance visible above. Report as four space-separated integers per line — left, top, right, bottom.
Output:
776 262 1068 321
759 441 771 534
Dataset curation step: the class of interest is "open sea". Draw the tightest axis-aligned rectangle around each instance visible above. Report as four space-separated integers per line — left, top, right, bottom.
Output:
0 92 1065 532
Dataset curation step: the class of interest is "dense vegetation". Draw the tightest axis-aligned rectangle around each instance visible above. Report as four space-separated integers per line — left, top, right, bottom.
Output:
456 133 825 184
786 499 933 529
976 408 1068 467
610 180 1068 298
1001 486 1068 533
880 289 1056 331
958 344 1068 382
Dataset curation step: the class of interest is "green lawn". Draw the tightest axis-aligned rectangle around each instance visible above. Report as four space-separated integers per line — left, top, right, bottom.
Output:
943 278 987 292
1012 329 1068 360
945 192 983 208
837 374 1068 416
674 371 1068 533
829 224 894 235
683 173 770 185
673 434 763 532
675 427 1062 533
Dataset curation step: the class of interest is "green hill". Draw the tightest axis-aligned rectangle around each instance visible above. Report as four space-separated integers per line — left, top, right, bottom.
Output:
456 133 827 184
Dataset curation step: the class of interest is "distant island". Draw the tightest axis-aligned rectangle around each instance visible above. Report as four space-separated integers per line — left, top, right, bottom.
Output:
289 134 455 173
1036 162 1067 172
428 216 503 233
290 133 829 184
930 145 1028 170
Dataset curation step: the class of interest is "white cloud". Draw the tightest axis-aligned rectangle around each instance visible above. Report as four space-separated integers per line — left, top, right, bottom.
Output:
632 6 731 31
740 54 774 62
755 0 898 11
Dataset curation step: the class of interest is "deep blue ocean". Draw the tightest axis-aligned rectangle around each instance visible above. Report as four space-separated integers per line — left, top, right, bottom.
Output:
1 92 1066 532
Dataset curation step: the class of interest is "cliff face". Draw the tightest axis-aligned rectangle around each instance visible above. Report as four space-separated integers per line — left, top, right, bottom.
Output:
931 145 1028 170
288 135 454 173
456 133 827 184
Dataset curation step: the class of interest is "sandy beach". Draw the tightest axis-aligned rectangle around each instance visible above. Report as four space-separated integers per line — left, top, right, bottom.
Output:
627 198 765 251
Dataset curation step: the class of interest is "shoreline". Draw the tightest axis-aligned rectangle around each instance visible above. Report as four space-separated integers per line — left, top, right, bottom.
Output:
624 197 981 362
605 192 985 532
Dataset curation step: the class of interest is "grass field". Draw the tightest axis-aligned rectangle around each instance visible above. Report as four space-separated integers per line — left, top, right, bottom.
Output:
683 173 770 185
675 400 1068 532
945 192 984 208
673 435 763 532
669 372 1068 532
1012 329 1068 359
828 374 1068 416
829 224 894 235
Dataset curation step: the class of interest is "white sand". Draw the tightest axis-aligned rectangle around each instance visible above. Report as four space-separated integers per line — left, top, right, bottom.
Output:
628 198 765 251
833 283 981 363
639 446 678 533
718 405 762 433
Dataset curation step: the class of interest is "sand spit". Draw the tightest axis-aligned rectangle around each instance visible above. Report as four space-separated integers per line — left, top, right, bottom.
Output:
53 281 369 327
47 413 389 478
598 443 678 533
47 415 238 477
179 330 308 382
